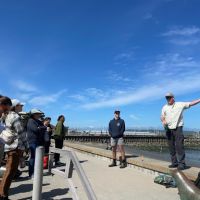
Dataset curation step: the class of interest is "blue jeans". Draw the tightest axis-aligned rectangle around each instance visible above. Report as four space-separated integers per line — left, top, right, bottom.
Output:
28 143 38 177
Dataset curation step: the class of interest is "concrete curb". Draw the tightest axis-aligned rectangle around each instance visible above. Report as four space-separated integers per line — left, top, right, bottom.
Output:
64 141 199 181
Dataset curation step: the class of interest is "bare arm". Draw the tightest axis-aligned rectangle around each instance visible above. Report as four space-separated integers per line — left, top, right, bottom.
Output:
189 99 200 107
160 115 167 126
160 107 167 126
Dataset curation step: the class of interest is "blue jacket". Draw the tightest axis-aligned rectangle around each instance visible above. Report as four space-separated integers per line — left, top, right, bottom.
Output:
108 118 125 139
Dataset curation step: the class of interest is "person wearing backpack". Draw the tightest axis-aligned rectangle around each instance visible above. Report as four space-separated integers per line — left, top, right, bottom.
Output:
0 97 25 200
26 109 46 179
10 99 28 179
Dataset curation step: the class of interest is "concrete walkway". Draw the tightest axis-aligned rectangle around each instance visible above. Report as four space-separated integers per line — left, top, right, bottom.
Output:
65 142 199 181
9 146 180 200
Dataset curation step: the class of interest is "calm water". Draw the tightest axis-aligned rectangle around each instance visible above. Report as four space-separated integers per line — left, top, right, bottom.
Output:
86 143 200 168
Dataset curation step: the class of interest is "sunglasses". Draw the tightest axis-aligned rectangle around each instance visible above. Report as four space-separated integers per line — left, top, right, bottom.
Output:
166 96 173 100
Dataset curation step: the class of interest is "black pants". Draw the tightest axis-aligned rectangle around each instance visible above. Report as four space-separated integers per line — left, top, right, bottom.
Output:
54 138 63 163
44 141 50 154
166 126 185 166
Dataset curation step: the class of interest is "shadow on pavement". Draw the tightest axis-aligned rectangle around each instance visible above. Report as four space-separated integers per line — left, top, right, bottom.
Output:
16 188 72 200
42 188 71 199
79 160 88 163
13 176 33 182
10 183 50 195
126 155 139 159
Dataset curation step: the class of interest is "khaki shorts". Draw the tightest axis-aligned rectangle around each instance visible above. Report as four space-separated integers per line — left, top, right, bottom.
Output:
111 137 124 147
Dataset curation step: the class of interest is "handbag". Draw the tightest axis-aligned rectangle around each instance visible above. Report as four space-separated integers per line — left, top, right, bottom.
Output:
0 128 16 145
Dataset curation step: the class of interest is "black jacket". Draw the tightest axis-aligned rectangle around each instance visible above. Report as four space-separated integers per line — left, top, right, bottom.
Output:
108 118 125 139
27 118 46 145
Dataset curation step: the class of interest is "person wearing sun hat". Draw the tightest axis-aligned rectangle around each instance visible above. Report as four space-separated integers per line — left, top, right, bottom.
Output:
11 99 25 108
161 92 200 170
27 108 46 178
108 109 126 169
10 99 28 179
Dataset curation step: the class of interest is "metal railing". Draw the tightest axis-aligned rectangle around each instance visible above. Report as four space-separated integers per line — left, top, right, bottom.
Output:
171 169 200 200
49 147 97 200
32 146 44 200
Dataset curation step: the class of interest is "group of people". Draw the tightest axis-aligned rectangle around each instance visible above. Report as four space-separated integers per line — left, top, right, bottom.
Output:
0 92 200 199
0 95 66 200
108 92 200 171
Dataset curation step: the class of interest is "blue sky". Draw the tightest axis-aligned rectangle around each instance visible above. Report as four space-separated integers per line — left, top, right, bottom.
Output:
1 0 200 129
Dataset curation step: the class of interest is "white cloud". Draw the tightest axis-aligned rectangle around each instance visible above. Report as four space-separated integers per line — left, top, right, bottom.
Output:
162 26 200 36
16 93 34 101
114 51 134 65
82 76 200 109
143 53 200 78
169 38 200 46
69 94 87 101
69 88 109 103
63 104 72 110
29 90 66 106
86 88 108 99
81 53 200 109
143 13 153 20
107 71 132 82
130 114 140 120
13 80 37 92
162 26 200 45
114 52 133 60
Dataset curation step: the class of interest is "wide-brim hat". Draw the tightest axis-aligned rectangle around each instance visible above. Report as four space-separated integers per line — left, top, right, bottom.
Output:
30 108 44 115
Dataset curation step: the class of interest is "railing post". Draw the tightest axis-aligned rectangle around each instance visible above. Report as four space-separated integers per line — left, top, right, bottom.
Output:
48 152 54 174
33 146 44 200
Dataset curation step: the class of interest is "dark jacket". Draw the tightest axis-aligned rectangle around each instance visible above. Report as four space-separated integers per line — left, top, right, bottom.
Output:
27 118 46 145
54 121 65 140
108 118 125 139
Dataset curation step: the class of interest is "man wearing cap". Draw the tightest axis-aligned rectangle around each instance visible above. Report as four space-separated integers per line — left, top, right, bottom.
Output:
161 92 200 170
108 110 126 168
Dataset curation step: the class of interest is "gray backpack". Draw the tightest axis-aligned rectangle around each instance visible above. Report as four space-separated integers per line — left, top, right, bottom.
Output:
154 174 177 188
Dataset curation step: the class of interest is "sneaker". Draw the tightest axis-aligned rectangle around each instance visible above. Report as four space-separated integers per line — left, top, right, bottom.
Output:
108 160 117 167
55 161 63 166
168 164 178 168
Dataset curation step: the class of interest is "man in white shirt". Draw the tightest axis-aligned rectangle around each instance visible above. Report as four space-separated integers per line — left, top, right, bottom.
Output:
161 92 200 170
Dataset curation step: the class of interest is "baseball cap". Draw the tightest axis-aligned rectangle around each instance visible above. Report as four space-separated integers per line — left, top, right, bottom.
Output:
114 110 120 114
165 92 174 97
11 99 25 107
